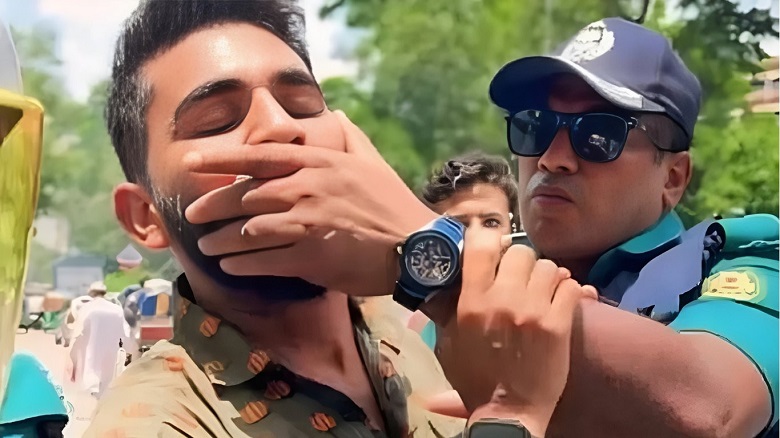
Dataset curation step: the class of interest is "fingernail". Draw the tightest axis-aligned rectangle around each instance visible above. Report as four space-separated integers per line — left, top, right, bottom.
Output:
323 230 337 240
234 175 252 185
241 224 249 237
582 285 599 300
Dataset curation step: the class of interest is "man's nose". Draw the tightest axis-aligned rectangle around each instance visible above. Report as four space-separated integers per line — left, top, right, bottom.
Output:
243 87 306 146
537 128 579 174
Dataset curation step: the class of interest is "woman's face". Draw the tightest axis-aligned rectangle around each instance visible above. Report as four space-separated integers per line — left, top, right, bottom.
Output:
434 183 513 236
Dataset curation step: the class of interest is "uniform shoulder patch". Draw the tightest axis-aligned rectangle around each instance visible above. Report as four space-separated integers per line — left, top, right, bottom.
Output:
701 270 764 303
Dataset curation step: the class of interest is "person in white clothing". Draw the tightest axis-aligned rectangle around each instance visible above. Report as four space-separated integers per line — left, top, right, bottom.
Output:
68 282 131 398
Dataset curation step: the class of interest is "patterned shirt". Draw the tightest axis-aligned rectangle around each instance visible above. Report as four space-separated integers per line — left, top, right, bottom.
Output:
85 275 464 437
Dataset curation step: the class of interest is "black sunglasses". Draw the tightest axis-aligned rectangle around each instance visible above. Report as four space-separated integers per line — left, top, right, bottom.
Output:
506 109 641 163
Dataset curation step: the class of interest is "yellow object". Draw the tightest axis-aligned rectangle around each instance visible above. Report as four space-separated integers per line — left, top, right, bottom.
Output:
0 89 43 404
701 270 762 303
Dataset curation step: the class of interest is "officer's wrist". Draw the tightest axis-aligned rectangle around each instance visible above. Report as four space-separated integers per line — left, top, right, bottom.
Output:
387 206 441 290
417 283 459 328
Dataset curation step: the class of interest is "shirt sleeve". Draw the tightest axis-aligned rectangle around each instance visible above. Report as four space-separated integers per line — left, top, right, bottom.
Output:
83 342 244 438
669 297 778 432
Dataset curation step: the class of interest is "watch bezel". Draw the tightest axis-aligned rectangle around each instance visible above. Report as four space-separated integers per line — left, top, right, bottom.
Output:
403 230 461 288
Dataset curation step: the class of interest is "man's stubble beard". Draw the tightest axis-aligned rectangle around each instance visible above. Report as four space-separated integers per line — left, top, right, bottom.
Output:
151 186 327 304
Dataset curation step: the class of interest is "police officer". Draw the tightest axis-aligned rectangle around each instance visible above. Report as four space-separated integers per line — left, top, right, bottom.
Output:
450 17 779 437
181 16 778 438
0 16 69 438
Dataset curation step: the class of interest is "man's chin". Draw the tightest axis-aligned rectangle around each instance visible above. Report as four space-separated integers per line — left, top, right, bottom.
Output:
206 268 327 302
153 193 325 302
176 221 325 301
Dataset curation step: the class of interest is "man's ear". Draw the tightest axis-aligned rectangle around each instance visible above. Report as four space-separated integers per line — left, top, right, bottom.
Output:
661 151 692 211
114 182 171 249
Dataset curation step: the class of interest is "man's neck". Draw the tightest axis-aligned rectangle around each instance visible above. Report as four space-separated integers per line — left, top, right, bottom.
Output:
187 271 360 375
230 292 359 376
185 269 386 430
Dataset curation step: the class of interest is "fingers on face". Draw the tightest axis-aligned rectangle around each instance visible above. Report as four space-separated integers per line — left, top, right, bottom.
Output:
197 217 308 256
219 244 309 277
186 168 326 225
185 178 261 225
182 144 331 178
240 168 322 213
334 110 383 159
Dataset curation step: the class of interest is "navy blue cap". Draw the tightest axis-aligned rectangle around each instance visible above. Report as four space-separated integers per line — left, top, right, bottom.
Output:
490 18 701 141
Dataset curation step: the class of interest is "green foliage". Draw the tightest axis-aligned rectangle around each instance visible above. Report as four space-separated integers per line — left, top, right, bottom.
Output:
690 113 779 217
646 0 779 221
322 0 623 182
323 0 779 218
321 77 427 186
8 0 778 288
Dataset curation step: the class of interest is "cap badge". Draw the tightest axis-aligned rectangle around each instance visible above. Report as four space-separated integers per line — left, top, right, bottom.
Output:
561 20 615 64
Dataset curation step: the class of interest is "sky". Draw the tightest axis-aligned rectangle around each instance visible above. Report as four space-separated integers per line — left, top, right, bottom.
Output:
0 0 777 102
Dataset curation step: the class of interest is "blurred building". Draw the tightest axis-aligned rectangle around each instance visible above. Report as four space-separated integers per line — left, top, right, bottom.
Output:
746 56 779 114
52 254 107 296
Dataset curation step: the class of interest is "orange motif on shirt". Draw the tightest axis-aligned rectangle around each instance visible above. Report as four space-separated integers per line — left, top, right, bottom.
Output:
310 412 337 431
240 401 269 424
199 315 221 337
247 349 271 374
121 402 152 418
164 356 185 372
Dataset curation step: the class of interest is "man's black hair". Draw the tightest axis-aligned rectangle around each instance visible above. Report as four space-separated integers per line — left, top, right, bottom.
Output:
106 0 311 187
422 151 521 230
639 113 692 164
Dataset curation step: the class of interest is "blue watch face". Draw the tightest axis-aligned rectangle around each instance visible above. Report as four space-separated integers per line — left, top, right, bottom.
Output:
405 235 456 287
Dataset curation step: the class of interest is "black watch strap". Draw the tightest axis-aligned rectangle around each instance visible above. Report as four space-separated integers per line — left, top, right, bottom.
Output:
393 283 426 311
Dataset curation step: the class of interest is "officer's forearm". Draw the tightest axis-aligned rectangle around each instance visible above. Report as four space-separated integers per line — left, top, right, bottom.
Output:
547 300 771 438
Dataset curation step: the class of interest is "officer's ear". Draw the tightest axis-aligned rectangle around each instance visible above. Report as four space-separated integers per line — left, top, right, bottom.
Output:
114 182 171 249
661 151 692 211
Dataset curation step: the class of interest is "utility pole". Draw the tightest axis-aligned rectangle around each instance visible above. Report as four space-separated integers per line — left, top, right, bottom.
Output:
543 0 553 52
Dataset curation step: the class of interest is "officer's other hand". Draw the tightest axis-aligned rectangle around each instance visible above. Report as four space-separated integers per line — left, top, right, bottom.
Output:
431 225 597 437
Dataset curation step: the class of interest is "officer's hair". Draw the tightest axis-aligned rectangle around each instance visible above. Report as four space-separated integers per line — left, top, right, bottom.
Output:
106 0 311 188
638 113 692 164
422 152 521 230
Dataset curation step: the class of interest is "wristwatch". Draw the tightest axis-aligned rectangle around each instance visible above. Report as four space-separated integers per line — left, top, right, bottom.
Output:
393 216 465 311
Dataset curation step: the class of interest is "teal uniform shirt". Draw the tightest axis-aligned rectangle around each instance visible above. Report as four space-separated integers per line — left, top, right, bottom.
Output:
590 212 778 434
421 212 779 434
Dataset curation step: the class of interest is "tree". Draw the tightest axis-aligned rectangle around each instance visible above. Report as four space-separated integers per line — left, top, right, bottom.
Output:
321 0 779 218
644 0 779 222
322 0 624 188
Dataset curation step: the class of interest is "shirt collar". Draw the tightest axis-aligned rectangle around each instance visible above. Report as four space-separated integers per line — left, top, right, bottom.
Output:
588 212 686 288
171 274 383 388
